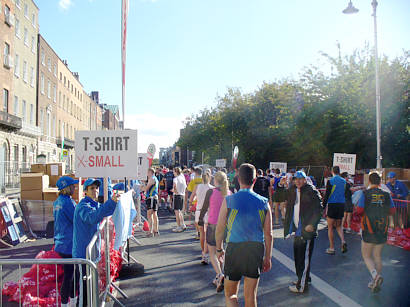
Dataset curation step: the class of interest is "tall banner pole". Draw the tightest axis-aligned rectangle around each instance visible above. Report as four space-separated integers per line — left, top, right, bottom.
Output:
121 0 129 129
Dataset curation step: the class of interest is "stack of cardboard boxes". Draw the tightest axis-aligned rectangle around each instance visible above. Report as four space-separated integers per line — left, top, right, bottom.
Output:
20 162 66 202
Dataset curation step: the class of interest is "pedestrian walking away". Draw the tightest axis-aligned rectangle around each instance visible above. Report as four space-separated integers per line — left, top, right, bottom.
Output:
143 168 160 237
341 172 354 233
323 166 348 255
199 171 232 292
253 169 270 199
357 172 395 293
284 171 323 294
215 163 273 307
172 167 188 232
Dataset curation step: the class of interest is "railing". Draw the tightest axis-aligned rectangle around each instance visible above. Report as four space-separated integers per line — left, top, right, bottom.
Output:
0 111 22 131
392 199 409 229
0 258 99 307
0 161 31 192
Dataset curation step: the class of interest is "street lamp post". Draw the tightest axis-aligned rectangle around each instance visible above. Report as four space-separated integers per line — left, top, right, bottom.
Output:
343 0 382 169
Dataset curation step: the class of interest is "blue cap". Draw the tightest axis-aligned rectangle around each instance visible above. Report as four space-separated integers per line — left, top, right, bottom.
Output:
113 182 125 191
387 172 396 179
56 176 79 191
83 178 101 191
294 171 307 179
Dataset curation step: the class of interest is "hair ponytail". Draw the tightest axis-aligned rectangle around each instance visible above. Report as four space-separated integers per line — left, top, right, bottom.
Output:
214 171 229 197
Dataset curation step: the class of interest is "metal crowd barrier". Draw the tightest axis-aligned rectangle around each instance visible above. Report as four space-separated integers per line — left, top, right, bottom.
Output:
0 258 99 307
392 199 409 229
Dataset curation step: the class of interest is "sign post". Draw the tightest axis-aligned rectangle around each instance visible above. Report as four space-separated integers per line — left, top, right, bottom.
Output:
216 159 227 168
269 162 287 174
232 146 239 169
147 143 156 167
333 153 356 175
75 130 138 179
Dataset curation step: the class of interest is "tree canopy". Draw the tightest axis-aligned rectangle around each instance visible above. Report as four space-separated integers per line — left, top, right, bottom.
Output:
177 47 409 170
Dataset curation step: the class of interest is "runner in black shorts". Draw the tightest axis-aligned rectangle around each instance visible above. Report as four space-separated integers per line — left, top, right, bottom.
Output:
341 172 353 233
146 197 158 211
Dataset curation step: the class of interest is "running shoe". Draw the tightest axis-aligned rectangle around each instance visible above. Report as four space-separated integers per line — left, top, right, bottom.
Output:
341 243 348 253
345 228 352 233
216 275 224 293
172 226 181 233
176 226 187 233
291 277 311 285
201 254 206 265
204 254 209 264
212 275 218 287
325 248 335 255
146 232 154 238
288 284 306 293
371 274 383 293
368 279 374 289
154 231 160 237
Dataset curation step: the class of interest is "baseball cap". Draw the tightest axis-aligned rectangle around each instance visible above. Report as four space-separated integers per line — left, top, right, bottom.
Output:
294 171 307 179
56 176 79 191
387 172 396 179
113 182 125 191
83 178 101 191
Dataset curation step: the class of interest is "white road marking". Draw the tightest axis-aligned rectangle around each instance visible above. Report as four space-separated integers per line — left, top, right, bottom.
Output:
272 248 362 307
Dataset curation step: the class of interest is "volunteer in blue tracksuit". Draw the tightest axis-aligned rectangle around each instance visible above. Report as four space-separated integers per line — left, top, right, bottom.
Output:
72 178 118 306
323 166 349 255
386 172 408 201
53 176 79 307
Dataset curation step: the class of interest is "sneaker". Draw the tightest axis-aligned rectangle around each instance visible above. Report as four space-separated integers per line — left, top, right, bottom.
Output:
204 254 209 264
291 277 311 285
154 231 160 237
341 243 348 253
146 232 154 238
172 226 181 233
371 274 383 293
289 284 305 293
345 228 352 233
368 279 374 289
325 248 335 255
216 275 224 293
212 275 218 287
201 254 209 265
177 226 187 233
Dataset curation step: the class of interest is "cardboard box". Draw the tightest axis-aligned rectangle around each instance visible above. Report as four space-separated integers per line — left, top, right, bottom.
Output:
21 189 43 201
21 173 49 191
47 163 65 177
43 188 59 202
30 164 47 174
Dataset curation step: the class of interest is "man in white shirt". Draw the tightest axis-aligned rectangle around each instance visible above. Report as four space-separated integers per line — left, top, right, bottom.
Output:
172 167 187 232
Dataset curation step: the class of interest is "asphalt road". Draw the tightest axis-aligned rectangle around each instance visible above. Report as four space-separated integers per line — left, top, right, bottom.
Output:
1 207 409 307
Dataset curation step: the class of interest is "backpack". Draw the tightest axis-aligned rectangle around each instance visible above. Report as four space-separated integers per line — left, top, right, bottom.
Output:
362 188 391 236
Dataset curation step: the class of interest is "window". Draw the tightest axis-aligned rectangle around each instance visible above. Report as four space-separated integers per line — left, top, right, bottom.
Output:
3 89 9 112
46 113 50 136
47 80 51 99
58 120 61 137
22 61 27 83
59 91 61 107
71 84 73 93
24 28 28 46
30 67 35 87
15 18 20 38
16 0 21 9
30 104 34 125
53 116 56 137
31 13 36 27
59 72 62 81
14 54 19 77
3 43 10 66
24 3 28 18
40 73 44 94
5 5 11 19
47 58 51 72
31 36 36 53
40 109 44 133
53 84 56 102
14 96 18 116
63 95 65 109
67 80 70 89
70 101 73 115
53 64 57 76
64 76 66 86
41 49 45 65
22 100 26 122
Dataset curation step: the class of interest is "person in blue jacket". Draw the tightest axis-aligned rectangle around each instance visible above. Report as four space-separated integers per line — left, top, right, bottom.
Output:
72 178 118 306
53 176 79 307
386 172 408 200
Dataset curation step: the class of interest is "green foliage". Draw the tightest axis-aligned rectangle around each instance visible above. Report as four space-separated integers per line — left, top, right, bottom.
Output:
177 47 409 169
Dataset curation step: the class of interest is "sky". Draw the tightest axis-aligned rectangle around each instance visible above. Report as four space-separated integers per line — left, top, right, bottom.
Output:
36 0 410 156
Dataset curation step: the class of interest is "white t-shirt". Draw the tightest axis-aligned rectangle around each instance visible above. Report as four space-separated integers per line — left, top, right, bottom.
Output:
195 183 214 211
173 174 187 196
293 188 301 228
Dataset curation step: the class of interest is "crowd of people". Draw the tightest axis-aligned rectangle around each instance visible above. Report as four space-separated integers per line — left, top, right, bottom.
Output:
50 161 408 307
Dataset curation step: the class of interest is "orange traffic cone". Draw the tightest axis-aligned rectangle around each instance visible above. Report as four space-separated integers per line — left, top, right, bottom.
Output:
143 221 150 232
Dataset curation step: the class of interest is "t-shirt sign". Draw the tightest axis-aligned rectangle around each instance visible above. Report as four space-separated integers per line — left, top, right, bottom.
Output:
136 153 149 181
75 130 138 179
333 153 356 175
216 159 226 168
269 162 287 174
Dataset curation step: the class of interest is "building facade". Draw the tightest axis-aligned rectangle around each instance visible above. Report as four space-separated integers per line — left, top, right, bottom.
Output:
37 34 59 162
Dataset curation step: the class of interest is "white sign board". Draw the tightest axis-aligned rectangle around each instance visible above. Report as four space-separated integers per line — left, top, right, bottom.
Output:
269 162 287 174
216 159 227 168
136 153 150 181
333 153 356 175
75 130 138 179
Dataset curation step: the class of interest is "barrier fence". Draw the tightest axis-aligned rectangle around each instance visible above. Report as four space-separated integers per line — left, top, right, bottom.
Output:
0 258 99 307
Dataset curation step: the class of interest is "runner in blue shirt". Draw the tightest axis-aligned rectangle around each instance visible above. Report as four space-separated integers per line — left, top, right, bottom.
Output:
216 163 273 307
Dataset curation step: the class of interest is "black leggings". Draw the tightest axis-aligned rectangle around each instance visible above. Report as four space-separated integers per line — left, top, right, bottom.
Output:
74 264 88 307
58 253 75 304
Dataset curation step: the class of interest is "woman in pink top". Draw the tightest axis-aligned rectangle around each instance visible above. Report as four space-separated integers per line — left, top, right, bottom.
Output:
199 171 231 292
